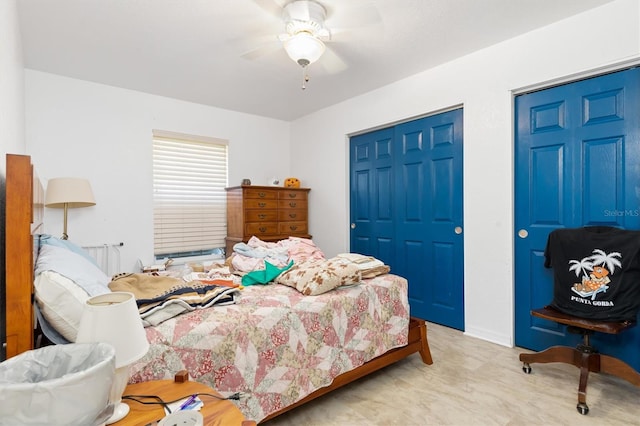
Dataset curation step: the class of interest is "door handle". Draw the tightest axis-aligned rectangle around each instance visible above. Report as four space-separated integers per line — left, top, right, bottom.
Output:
454 226 462 234
518 229 528 238
351 223 356 229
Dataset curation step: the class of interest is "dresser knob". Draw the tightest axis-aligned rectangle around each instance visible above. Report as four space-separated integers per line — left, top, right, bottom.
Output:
258 192 266 198
289 202 297 207
259 227 267 233
289 213 297 219
258 202 266 208
290 226 298 231
258 214 266 219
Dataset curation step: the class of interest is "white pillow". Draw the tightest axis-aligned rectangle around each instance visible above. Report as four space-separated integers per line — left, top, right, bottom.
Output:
39 234 100 267
35 244 110 296
34 271 91 342
34 244 112 342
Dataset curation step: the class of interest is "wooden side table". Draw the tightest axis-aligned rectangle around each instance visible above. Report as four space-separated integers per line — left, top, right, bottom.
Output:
113 372 256 426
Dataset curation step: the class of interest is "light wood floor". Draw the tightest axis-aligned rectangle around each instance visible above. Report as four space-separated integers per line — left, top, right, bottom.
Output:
264 322 640 425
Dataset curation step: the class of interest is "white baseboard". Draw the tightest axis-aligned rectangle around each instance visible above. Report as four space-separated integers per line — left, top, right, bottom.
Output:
464 325 512 348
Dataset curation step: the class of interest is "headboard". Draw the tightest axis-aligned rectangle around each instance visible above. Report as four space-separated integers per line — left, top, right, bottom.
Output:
4 154 43 359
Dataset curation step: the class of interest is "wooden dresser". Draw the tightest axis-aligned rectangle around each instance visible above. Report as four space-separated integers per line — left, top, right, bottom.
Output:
225 185 310 256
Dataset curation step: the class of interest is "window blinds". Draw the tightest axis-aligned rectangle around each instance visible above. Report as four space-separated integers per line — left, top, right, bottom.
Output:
152 131 228 257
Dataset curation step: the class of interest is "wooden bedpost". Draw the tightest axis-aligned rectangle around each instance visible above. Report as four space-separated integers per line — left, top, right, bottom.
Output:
4 154 42 359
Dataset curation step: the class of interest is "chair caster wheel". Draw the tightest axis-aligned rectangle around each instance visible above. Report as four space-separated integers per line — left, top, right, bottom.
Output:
577 403 589 415
522 363 531 374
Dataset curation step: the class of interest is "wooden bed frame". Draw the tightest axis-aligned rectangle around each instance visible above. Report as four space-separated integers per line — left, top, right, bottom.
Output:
3 153 433 420
5 154 44 359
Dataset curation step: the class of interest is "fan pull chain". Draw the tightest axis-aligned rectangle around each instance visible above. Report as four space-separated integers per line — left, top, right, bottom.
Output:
301 66 310 90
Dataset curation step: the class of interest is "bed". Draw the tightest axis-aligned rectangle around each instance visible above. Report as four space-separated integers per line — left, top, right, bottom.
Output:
4 153 433 423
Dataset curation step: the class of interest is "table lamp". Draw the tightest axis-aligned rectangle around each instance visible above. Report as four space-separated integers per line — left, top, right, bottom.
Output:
45 177 96 240
76 292 149 424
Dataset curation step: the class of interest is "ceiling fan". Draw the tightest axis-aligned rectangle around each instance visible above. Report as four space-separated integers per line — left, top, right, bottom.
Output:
247 0 376 89
279 1 329 64
277 0 332 89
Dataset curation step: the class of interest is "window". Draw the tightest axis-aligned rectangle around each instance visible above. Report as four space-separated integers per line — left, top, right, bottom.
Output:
152 130 228 259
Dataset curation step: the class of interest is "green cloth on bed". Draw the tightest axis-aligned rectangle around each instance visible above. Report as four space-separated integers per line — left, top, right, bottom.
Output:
242 260 294 286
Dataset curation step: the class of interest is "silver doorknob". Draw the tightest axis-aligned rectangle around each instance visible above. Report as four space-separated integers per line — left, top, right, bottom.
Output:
454 226 462 234
350 223 356 229
518 229 528 238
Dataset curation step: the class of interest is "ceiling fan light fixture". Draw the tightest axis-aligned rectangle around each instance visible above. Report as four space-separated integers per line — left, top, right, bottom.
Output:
283 32 325 67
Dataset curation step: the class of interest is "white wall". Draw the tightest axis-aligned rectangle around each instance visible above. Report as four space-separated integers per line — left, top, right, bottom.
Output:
25 72 291 271
290 0 640 347
0 0 26 167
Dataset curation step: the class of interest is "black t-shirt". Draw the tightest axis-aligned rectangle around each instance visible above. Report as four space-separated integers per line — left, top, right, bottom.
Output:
545 226 640 321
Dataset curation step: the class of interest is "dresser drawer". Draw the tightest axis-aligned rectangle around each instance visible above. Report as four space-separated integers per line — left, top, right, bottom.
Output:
279 190 308 201
244 199 278 209
278 221 308 235
244 188 278 199
278 199 307 209
245 222 279 236
245 210 278 222
278 209 307 221
226 185 310 246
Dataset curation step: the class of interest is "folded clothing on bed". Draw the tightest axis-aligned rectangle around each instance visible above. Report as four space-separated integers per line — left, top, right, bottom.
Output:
336 252 390 278
275 257 362 295
108 273 241 326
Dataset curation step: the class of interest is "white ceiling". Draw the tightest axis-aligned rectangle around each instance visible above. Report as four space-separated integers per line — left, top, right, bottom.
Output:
17 0 615 121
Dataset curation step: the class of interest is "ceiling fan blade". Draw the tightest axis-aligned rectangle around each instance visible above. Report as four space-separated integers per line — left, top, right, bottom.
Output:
251 0 286 18
325 0 383 40
241 40 282 61
285 0 313 22
319 46 347 74
237 0 292 62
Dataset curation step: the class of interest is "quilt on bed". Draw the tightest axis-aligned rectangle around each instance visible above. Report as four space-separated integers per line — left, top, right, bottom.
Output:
128 273 409 422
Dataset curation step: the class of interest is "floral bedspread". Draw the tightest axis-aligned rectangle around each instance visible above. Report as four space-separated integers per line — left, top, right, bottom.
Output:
128 274 409 422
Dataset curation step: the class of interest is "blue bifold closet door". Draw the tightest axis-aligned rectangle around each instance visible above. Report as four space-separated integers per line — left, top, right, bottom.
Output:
350 108 464 330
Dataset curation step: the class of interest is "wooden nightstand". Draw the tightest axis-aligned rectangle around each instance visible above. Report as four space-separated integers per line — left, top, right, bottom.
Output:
113 372 256 426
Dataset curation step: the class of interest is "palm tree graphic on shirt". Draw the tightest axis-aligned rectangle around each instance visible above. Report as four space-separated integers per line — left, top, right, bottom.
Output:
568 249 621 300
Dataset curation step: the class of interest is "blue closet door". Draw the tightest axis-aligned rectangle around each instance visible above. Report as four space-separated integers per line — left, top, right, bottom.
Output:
350 109 464 330
350 127 396 264
514 67 640 369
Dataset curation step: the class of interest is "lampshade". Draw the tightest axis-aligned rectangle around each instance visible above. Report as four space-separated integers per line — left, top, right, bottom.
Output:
45 177 96 208
45 177 96 240
284 32 325 67
76 292 148 367
76 292 149 424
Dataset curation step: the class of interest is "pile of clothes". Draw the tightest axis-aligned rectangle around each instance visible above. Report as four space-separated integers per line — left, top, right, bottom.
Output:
229 236 390 295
